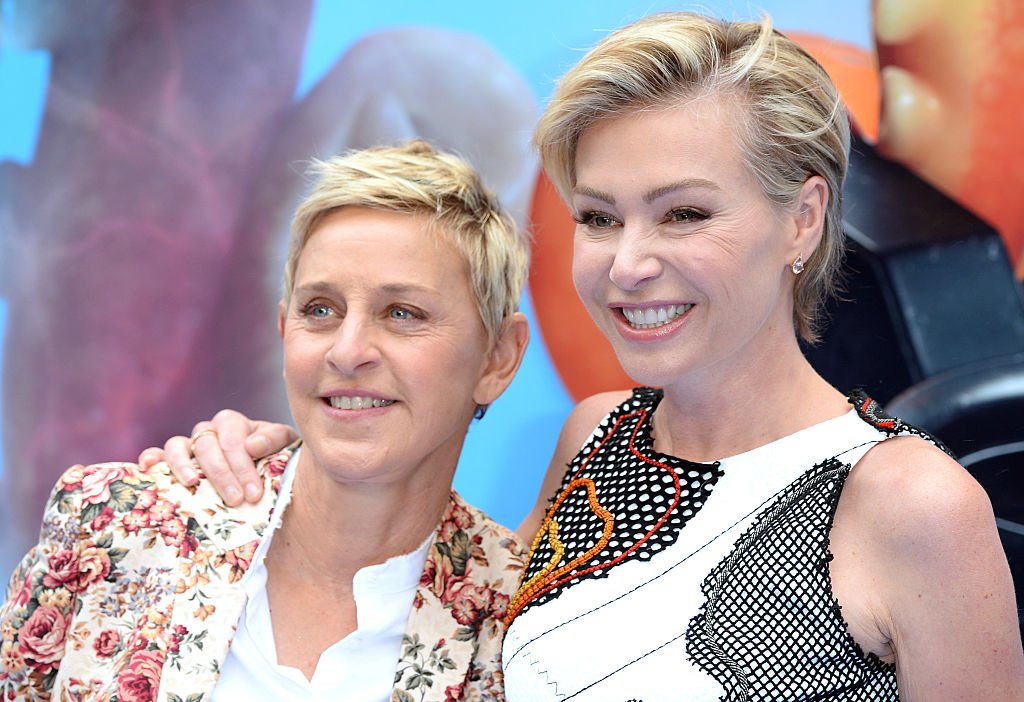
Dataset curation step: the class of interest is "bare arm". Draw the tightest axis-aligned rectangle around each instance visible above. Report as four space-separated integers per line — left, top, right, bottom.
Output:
516 390 631 541
854 438 1024 700
138 411 297 505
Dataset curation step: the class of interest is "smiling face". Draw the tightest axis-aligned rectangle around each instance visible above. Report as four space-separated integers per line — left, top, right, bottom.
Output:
280 207 505 490
571 95 818 393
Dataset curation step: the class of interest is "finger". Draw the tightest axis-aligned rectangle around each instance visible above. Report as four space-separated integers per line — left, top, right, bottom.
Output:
190 419 215 438
138 446 164 468
242 422 299 504
165 435 199 486
211 410 264 503
192 430 246 506
245 421 299 458
201 417 260 505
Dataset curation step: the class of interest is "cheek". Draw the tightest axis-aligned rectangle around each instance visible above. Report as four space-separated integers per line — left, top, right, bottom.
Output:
413 336 483 381
694 231 770 290
281 336 321 384
571 240 608 297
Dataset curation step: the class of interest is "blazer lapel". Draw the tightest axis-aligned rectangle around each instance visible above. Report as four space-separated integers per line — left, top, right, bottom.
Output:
392 493 484 702
155 575 249 699
154 447 298 699
184 446 296 554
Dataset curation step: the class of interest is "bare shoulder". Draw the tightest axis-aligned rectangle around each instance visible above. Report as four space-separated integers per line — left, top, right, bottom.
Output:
842 439 1024 697
849 436 994 551
558 390 633 451
549 389 633 488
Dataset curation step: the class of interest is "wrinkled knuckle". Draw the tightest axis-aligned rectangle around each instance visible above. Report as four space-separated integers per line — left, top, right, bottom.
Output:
164 437 186 455
201 458 230 478
212 408 242 425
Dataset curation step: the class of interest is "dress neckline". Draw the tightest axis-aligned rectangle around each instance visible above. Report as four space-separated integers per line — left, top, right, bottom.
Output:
632 388 862 467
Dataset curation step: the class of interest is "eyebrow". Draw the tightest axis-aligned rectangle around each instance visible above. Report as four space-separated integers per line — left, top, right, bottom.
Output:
294 281 441 297
573 178 721 206
378 283 441 297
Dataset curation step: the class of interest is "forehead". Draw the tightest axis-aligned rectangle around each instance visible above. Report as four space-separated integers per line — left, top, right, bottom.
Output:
294 207 470 286
574 95 756 194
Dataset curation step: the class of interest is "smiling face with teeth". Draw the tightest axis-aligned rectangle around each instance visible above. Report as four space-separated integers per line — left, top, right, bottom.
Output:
570 95 826 393
279 206 522 493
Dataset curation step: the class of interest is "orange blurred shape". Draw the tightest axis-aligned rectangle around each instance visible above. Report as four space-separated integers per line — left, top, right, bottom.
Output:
872 0 1024 275
528 173 634 400
787 32 880 142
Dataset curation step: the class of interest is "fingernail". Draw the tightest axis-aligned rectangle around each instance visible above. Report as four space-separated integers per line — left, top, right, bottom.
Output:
181 469 197 485
225 487 242 503
244 484 261 502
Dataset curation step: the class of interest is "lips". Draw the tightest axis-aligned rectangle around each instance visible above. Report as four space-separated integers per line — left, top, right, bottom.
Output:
620 303 693 330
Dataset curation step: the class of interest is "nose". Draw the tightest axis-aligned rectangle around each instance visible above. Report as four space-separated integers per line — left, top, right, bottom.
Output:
608 227 663 291
325 316 382 375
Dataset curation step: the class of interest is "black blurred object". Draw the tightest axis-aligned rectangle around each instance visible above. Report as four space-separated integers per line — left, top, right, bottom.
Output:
805 134 1024 404
816 133 1024 631
887 353 1024 631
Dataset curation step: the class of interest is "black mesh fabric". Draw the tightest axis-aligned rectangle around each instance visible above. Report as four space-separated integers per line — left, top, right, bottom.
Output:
686 455 898 700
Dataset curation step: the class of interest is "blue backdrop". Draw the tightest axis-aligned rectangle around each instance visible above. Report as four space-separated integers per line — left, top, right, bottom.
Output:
0 0 872 577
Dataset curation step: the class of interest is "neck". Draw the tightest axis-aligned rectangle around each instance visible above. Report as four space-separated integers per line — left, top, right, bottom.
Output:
268 452 452 584
653 330 848 462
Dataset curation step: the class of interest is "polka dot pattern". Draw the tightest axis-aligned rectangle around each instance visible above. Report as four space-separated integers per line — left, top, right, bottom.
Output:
510 388 723 620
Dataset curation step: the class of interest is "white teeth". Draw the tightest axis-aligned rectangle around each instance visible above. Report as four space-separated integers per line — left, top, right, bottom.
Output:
622 304 692 329
328 396 395 410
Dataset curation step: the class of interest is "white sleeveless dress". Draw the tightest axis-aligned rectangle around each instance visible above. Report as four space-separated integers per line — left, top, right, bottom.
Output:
502 389 926 701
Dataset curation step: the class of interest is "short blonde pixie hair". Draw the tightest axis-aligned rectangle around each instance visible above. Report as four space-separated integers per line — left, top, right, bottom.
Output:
535 12 850 343
285 140 529 343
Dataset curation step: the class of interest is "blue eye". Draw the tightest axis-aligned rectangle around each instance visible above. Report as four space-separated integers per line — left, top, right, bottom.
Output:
303 302 333 318
389 307 414 320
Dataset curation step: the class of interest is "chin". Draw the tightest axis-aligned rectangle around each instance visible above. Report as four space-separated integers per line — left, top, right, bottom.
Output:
612 355 676 389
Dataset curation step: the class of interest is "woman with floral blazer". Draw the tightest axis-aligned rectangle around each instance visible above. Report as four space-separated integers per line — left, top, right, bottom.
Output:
0 447 525 701
1 141 533 701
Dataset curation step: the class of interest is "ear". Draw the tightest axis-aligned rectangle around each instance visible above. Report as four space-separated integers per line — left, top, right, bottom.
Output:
790 175 829 259
473 312 530 407
277 299 287 339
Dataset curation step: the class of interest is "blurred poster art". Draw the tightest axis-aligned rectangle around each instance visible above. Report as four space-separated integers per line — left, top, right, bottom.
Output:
0 1 538 556
1 0 1022 566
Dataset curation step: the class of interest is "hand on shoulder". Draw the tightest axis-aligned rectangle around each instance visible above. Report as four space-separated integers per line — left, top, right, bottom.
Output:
137 412 298 506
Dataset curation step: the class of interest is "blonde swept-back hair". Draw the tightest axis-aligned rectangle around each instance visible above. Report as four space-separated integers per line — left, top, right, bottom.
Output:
284 140 529 343
535 12 850 343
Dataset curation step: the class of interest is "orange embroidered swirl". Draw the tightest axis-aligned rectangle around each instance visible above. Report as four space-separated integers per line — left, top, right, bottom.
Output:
506 477 615 623
505 403 695 625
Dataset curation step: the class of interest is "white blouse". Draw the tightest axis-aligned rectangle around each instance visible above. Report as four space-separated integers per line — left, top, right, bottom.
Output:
211 450 431 702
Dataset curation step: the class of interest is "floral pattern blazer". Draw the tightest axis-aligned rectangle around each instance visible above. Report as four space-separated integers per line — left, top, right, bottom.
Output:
0 447 526 702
